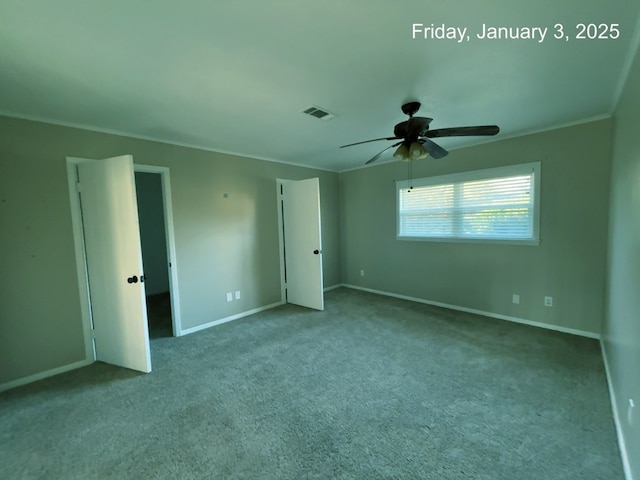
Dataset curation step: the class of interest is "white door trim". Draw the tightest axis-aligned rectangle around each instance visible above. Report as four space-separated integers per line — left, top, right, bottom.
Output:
276 179 291 304
66 156 98 363
133 164 183 336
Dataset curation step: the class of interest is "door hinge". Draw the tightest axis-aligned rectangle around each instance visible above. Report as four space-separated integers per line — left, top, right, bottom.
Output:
76 182 82 193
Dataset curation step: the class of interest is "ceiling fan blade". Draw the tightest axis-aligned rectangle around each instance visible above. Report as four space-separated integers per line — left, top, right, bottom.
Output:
340 136 401 148
426 125 500 138
420 138 448 159
365 141 403 165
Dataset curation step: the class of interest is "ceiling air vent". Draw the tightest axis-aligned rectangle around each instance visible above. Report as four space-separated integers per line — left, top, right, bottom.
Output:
302 105 335 120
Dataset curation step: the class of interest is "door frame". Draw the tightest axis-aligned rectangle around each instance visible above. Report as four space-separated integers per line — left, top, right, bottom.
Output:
275 178 324 309
276 179 291 303
66 157 183 365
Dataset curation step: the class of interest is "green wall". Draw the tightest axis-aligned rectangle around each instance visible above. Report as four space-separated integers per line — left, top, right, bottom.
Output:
604 37 640 479
0 116 341 385
339 119 612 335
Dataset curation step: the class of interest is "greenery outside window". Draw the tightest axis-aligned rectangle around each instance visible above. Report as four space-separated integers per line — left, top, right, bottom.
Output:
396 162 540 244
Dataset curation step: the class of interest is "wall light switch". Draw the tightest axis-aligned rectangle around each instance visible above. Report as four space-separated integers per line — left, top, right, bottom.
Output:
235 290 241 300
226 292 233 302
512 294 520 304
360 270 365 277
544 296 553 307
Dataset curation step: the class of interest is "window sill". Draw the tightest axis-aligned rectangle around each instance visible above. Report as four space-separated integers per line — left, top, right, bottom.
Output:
396 235 540 246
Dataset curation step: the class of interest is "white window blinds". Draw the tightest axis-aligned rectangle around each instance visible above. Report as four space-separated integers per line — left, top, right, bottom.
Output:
397 162 540 244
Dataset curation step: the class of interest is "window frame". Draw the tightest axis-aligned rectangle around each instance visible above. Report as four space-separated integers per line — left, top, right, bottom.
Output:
396 162 541 245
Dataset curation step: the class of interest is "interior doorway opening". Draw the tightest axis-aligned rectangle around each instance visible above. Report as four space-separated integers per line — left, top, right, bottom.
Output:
135 171 173 338
133 164 182 339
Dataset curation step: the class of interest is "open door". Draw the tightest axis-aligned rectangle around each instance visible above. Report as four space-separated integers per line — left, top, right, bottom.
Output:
77 155 151 373
281 178 324 310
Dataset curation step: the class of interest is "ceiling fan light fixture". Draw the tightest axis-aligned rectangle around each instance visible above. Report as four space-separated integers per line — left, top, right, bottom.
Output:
409 142 428 160
393 144 410 160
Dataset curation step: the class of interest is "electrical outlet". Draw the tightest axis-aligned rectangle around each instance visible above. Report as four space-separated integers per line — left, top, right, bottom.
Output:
512 294 520 304
360 270 365 277
226 292 233 302
544 296 553 307
235 290 241 300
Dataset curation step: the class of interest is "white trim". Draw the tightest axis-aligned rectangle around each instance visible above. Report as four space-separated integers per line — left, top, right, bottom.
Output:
275 179 291 304
0 111 613 175
0 111 336 173
66 157 98 363
133 164 183 336
343 284 600 339
601 341 634 480
0 359 93 393
395 235 540 247
323 284 343 292
180 301 284 336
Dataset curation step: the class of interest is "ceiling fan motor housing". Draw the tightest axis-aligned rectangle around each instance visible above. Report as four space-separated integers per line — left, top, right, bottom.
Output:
401 101 422 116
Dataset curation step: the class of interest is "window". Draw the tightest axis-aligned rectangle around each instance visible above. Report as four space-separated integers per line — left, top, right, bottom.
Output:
397 162 540 244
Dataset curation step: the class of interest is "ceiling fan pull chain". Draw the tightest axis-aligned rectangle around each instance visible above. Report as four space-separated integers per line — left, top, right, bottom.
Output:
408 160 413 191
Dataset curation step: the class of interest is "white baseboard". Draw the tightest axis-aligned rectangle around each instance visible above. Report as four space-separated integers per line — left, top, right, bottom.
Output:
323 284 343 292
180 301 284 336
601 340 634 480
340 285 631 472
1 301 284 392
0 358 93 393
342 284 600 339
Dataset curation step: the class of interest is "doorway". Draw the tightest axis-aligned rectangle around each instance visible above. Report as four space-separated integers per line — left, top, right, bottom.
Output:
134 170 173 338
67 157 182 373
133 164 182 339
276 178 324 310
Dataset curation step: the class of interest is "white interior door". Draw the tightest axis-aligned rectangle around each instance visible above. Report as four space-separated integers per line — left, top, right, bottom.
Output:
77 155 151 373
282 178 324 310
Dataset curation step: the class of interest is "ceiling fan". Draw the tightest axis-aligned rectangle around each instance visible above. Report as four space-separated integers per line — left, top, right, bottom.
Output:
340 102 500 165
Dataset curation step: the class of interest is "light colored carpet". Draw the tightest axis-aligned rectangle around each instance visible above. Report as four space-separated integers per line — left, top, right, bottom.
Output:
0 288 622 479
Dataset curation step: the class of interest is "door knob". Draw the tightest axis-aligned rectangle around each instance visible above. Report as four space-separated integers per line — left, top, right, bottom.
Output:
313 249 320 255
127 275 139 284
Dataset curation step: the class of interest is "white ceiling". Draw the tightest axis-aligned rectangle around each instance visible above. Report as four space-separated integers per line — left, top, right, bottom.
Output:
1 1 639 172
